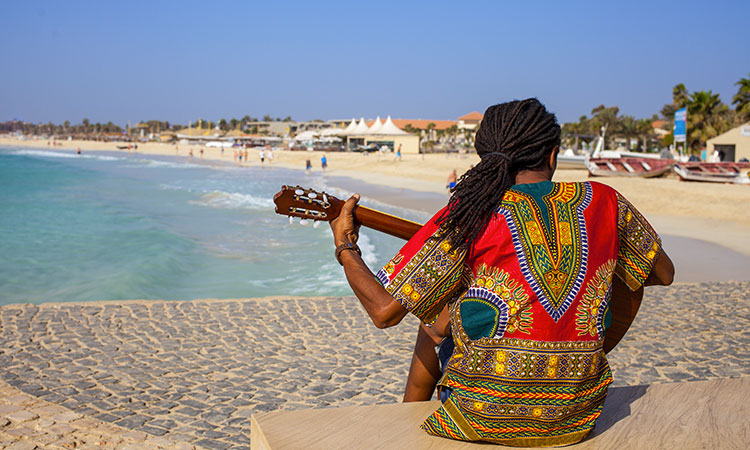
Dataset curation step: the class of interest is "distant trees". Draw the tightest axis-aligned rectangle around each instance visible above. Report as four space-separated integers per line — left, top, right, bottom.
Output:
686 90 732 152
733 73 750 123
561 76 748 155
660 83 689 119
402 124 418 135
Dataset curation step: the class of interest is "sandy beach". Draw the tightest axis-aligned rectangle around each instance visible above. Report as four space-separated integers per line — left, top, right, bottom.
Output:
3 136 749 260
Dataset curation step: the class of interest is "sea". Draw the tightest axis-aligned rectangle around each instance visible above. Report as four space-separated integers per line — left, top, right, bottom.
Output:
0 146 434 306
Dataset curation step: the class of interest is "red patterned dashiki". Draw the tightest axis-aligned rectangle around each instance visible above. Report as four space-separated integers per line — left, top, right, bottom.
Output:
376 181 662 447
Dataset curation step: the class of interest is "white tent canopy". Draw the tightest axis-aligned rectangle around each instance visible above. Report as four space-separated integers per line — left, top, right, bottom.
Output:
353 117 370 135
319 127 343 136
367 116 383 134
293 130 319 141
338 118 357 136
379 116 408 135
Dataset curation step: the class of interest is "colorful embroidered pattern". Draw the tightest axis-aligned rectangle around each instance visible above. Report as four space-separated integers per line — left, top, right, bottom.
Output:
615 193 661 290
461 264 531 339
376 253 403 286
380 182 659 446
378 234 466 323
433 337 612 446
498 182 592 321
576 259 616 338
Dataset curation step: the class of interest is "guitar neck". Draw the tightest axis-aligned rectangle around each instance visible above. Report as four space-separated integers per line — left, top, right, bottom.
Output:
353 205 422 241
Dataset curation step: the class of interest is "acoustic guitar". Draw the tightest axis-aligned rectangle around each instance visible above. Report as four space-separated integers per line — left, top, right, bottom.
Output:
273 185 642 353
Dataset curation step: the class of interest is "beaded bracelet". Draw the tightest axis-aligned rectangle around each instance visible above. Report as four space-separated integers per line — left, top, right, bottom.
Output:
335 241 361 265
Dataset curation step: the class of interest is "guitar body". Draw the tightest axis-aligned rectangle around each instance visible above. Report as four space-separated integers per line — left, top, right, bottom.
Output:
274 185 641 353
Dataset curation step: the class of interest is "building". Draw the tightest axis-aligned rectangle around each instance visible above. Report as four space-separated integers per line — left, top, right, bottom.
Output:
457 111 483 130
330 111 482 132
338 117 421 154
175 126 225 144
651 120 670 137
243 120 328 137
706 122 750 162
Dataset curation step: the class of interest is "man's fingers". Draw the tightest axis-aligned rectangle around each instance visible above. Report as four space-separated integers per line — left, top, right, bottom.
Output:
342 193 360 213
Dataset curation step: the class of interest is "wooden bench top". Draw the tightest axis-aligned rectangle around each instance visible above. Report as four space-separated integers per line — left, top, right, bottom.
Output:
251 376 749 449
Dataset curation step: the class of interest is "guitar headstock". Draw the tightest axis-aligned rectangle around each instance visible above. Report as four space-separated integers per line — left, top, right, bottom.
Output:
273 185 343 222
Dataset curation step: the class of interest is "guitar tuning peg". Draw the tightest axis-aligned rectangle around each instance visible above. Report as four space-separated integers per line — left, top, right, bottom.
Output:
289 216 294 225
300 219 308 226
313 221 320 229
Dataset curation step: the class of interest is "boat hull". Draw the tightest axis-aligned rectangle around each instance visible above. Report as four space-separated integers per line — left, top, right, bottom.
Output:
556 154 586 170
674 162 750 184
585 157 674 178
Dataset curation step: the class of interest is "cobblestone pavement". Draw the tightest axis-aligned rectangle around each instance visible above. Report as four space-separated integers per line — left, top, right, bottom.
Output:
1 281 749 449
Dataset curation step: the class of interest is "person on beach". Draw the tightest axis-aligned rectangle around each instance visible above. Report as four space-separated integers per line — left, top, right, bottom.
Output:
395 144 402 161
260 149 265 166
329 98 674 446
321 154 328 171
446 169 457 190
305 159 312 174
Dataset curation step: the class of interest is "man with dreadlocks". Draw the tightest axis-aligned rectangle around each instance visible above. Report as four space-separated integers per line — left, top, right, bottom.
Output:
329 98 674 446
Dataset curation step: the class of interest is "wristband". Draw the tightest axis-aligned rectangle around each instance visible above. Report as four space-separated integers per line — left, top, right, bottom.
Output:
335 241 361 265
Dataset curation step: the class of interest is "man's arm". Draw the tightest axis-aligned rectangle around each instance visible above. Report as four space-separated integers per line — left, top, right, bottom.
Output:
644 251 675 286
331 194 408 329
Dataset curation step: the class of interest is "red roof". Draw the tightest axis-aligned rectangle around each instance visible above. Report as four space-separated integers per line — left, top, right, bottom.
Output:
459 111 483 122
652 120 667 129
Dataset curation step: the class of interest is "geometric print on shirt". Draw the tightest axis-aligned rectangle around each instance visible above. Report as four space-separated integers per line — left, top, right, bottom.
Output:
576 259 616 339
430 336 612 447
615 193 661 290
461 264 532 340
498 182 592 322
378 232 467 324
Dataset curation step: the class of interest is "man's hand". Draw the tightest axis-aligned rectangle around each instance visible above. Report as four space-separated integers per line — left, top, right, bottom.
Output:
330 194 361 246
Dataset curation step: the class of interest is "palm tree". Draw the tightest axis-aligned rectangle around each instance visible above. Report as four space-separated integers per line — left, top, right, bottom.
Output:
637 119 654 152
686 90 731 152
732 73 750 123
661 83 689 120
590 105 619 149
616 115 639 151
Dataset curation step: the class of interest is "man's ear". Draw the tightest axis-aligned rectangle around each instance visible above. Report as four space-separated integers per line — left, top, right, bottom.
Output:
549 146 559 170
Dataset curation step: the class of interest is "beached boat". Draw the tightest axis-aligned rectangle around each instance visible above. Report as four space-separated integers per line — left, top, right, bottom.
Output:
585 157 674 178
556 149 586 169
673 161 750 184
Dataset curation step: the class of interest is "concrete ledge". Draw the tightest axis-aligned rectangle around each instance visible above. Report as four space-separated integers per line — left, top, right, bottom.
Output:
251 377 750 449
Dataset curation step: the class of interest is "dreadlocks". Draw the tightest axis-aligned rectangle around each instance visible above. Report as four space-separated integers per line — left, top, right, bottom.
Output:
436 98 561 249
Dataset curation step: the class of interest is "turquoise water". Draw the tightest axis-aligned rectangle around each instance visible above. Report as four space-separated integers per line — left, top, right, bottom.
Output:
0 147 431 305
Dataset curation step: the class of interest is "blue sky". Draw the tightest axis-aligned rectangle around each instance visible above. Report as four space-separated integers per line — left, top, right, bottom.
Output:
1 1 748 125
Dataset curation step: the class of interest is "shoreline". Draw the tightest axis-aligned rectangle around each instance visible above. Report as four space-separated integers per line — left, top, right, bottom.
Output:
2 139 750 284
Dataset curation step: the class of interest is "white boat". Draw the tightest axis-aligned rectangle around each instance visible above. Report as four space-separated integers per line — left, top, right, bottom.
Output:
556 148 586 169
